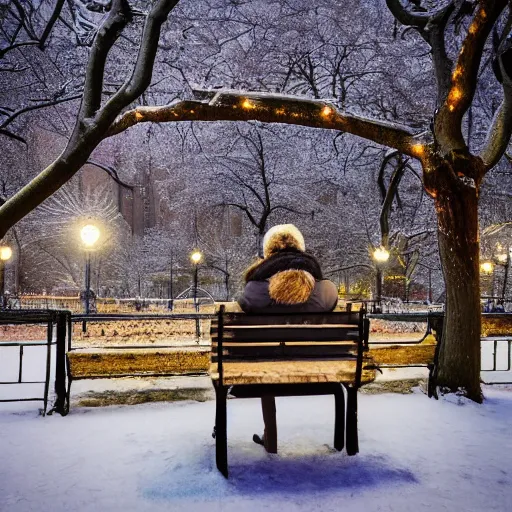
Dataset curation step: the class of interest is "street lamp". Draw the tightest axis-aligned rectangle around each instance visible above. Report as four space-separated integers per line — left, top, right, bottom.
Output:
372 246 390 310
80 224 100 316
480 261 494 274
190 250 203 311
0 245 13 309
495 246 511 301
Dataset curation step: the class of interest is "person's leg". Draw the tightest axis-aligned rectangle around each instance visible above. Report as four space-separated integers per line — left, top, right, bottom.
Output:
261 395 277 453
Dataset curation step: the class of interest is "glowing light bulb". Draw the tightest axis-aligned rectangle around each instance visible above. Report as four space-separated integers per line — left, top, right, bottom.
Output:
242 99 255 109
322 105 333 116
0 246 12 261
497 253 508 264
373 247 390 263
451 88 462 100
411 144 424 157
191 251 202 264
81 224 100 248
480 261 494 273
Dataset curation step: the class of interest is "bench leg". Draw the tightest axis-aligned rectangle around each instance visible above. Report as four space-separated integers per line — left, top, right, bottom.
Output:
333 384 345 451
261 395 278 454
215 385 229 478
345 386 359 456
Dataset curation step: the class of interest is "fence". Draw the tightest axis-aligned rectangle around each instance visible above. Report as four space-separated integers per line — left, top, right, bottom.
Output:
11 296 215 314
0 310 69 415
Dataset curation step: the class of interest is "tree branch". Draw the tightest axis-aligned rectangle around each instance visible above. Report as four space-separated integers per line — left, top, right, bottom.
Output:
107 90 422 157
480 18 512 169
0 128 26 144
435 1 508 154
85 159 134 189
387 0 455 105
0 94 82 133
0 0 65 58
101 0 180 118
380 156 409 248
80 0 132 118
39 0 66 49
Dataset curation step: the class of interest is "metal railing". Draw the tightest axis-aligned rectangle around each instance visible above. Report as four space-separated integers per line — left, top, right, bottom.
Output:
0 310 69 415
70 312 216 351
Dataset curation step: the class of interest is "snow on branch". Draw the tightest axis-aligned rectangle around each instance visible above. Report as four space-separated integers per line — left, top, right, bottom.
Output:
107 89 424 158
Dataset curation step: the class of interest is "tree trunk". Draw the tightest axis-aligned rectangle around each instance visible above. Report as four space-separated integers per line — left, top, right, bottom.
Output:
433 163 482 402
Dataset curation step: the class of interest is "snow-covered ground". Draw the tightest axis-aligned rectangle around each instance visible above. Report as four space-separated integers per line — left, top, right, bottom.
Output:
0 382 512 512
1 338 512 511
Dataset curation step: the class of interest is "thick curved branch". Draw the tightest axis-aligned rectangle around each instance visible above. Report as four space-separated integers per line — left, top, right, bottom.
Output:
107 90 422 157
80 0 132 118
386 0 451 27
387 0 455 104
377 150 399 201
480 27 512 169
380 157 409 248
101 0 180 118
435 1 508 154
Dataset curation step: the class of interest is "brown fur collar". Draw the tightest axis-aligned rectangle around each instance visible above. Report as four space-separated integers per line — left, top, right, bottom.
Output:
268 270 315 304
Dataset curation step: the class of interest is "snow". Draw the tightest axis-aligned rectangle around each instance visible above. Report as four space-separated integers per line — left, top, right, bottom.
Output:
1 338 512 511
1 381 512 512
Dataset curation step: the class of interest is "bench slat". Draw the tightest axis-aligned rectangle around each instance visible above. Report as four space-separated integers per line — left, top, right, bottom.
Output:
211 345 357 362
209 360 375 385
215 312 359 327
211 328 360 343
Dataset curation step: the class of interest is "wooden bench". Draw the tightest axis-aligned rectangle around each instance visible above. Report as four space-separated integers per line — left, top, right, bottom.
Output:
209 304 376 478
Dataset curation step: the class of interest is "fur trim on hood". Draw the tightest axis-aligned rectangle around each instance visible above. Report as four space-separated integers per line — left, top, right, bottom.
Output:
263 224 305 258
268 270 315 304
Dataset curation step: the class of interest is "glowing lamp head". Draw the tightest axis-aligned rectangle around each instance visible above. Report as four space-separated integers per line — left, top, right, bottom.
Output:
497 253 508 264
373 247 390 263
0 246 12 261
191 251 202 264
80 224 100 248
480 261 494 273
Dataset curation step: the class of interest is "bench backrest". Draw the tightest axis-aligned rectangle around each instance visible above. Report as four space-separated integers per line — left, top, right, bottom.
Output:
211 305 369 386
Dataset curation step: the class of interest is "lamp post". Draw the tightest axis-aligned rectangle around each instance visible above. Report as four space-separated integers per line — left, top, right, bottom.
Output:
0 245 13 309
496 247 511 301
190 250 202 310
190 250 203 341
372 246 390 311
80 224 100 316
168 252 174 311
480 260 495 302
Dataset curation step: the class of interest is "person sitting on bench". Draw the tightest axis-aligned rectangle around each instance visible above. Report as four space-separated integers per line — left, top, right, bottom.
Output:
238 223 338 453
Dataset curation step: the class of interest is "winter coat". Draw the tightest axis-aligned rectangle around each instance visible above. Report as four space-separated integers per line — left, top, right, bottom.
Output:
238 249 338 313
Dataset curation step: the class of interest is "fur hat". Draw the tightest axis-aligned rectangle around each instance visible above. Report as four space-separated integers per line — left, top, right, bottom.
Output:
262 224 305 258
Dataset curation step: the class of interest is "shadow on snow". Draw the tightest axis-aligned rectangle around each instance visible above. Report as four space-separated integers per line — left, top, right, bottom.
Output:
142 445 418 501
